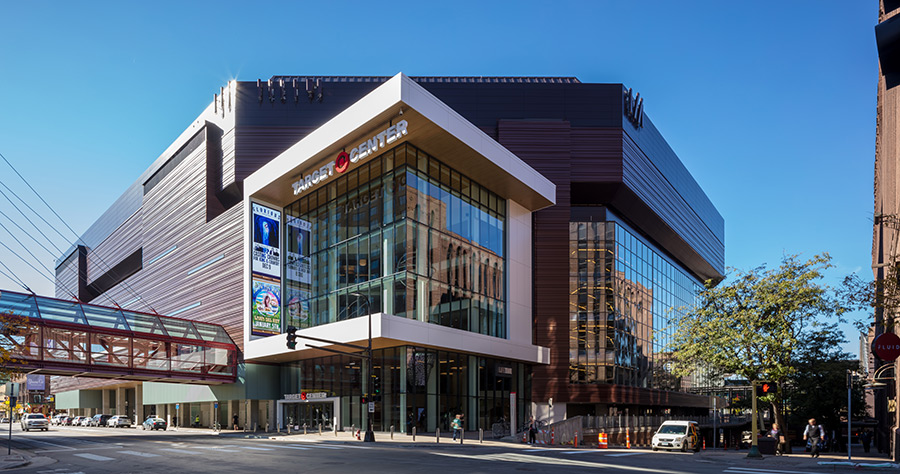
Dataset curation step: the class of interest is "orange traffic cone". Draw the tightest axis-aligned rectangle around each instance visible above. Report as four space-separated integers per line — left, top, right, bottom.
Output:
626 430 631 449
597 432 608 449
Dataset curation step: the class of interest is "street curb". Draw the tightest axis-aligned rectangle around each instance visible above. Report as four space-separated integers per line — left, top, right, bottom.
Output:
0 455 28 470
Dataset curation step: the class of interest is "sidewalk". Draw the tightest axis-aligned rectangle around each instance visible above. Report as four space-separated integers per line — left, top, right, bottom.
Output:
0 448 29 470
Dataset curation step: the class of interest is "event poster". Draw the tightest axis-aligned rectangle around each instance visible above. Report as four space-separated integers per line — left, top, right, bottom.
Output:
252 203 281 278
251 276 281 336
285 289 310 325
286 216 311 285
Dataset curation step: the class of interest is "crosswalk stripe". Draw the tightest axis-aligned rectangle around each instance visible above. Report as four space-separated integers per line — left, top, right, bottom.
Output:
268 445 311 450
723 468 828 474
238 446 274 451
117 450 160 458
73 453 114 461
289 443 342 449
158 448 202 455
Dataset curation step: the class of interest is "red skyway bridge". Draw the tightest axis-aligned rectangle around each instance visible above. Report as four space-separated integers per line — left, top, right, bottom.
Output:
0 290 237 384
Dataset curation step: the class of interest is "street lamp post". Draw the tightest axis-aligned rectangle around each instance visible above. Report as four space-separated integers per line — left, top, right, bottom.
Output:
848 370 853 462
350 292 375 443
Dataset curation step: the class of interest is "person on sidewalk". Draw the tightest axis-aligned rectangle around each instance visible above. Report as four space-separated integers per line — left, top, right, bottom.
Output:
451 414 463 441
528 417 537 445
233 414 239 431
861 429 873 453
768 422 783 456
803 418 824 458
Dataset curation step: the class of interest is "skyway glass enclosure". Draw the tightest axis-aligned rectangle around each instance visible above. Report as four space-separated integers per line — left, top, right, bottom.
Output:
0 290 237 384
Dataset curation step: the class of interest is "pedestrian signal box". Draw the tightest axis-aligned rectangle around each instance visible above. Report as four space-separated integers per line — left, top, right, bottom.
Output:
755 382 777 396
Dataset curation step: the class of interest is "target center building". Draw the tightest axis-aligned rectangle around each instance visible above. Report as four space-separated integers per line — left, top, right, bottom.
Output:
53 73 723 433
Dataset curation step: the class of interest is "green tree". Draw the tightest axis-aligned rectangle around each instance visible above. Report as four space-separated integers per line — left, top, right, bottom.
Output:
670 253 849 435
0 308 32 381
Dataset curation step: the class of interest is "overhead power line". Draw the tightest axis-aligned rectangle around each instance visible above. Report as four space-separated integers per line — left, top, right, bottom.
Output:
0 151 157 313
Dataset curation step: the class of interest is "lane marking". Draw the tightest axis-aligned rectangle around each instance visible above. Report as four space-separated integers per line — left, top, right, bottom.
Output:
605 452 645 457
267 445 311 450
36 446 125 453
238 446 274 451
73 453 115 461
723 468 828 474
289 443 342 449
159 448 202 455
117 450 160 457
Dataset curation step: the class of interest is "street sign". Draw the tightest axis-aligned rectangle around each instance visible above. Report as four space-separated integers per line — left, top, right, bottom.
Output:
368 402 374 413
214 402 218 409
175 403 180 410
872 332 900 361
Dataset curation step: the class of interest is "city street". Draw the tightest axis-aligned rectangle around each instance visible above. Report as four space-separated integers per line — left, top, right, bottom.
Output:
0 423 893 474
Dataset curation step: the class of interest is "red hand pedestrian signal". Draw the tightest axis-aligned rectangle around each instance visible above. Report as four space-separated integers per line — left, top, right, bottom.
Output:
755 382 777 396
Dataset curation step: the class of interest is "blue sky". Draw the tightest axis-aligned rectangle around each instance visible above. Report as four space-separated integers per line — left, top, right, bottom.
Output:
0 1 878 354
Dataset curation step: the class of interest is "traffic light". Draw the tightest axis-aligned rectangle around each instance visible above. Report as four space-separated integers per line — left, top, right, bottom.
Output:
286 326 298 350
756 382 777 396
360 396 367 404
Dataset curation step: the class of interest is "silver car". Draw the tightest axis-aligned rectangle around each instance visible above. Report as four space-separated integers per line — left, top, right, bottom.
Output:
21 413 48 432
107 416 132 428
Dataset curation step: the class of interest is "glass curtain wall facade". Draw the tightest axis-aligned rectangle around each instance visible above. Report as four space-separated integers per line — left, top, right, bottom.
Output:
283 143 506 337
281 345 530 433
568 213 702 390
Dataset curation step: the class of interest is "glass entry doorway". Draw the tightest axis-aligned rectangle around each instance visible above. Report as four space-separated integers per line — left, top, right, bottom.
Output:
277 397 340 431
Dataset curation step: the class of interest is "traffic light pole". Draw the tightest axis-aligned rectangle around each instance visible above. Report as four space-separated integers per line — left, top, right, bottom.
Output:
848 370 852 462
284 293 375 442
748 381 762 458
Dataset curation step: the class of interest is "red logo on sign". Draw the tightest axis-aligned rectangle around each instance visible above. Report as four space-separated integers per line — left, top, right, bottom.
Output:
335 151 350 173
873 332 900 362
300 392 307 401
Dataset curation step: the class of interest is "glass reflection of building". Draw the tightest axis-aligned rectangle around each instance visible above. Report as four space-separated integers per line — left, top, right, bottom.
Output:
280 142 522 431
568 213 702 392
283 143 506 338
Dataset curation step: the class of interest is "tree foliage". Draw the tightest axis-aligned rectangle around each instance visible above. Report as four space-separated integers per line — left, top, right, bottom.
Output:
670 253 850 432
0 309 32 381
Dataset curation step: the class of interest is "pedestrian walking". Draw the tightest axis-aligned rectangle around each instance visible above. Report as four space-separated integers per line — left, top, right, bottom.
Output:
769 423 784 455
451 414 463 441
528 417 537 444
803 418 824 458
233 414 239 431
861 429 873 453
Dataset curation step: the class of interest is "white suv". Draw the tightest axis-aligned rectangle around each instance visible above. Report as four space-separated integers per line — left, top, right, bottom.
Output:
21 414 49 432
651 420 700 452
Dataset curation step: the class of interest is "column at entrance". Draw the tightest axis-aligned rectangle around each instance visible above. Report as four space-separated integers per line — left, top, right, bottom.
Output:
101 390 110 414
115 387 126 417
134 385 144 423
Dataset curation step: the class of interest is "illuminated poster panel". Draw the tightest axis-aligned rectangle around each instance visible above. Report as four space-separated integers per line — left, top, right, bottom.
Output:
251 203 281 278
286 217 311 285
251 276 281 336
251 203 282 336
285 216 312 326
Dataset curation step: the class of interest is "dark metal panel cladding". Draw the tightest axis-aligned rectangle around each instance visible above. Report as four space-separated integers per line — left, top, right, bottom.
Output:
571 128 624 182
497 120 573 407
621 132 724 277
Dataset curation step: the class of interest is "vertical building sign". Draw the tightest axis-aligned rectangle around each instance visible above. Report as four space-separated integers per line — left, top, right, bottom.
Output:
251 203 282 336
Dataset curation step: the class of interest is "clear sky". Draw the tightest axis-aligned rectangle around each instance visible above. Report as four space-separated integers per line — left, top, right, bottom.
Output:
0 1 878 354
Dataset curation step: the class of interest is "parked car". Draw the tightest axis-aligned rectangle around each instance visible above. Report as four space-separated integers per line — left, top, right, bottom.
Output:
90 414 113 427
0 418 9 424
80 416 93 427
107 416 132 428
141 417 167 431
651 420 701 452
69 416 83 426
21 413 49 432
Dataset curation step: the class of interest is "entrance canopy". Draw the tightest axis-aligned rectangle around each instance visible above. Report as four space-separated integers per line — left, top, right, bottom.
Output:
0 290 238 384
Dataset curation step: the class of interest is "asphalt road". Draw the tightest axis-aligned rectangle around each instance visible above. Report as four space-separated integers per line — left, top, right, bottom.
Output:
0 423 886 474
